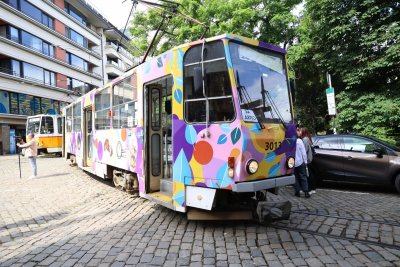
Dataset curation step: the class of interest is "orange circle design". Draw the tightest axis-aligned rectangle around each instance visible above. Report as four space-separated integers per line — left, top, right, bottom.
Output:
193 141 213 165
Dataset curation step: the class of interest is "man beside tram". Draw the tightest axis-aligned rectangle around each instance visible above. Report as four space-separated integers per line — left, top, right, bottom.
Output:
17 133 38 179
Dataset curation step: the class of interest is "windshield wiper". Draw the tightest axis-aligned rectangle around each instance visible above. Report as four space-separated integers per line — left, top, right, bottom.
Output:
236 70 264 130
261 75 287 130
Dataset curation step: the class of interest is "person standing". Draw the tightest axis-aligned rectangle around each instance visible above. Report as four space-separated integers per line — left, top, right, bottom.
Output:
295 129 310 198
17 133 38 179
300 127 317 194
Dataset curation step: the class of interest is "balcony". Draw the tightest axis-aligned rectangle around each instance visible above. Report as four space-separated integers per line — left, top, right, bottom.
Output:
105 41 134 62
105 60 125 76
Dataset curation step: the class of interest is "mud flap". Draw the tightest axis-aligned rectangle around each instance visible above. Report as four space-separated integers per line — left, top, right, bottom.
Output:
256 200 291 225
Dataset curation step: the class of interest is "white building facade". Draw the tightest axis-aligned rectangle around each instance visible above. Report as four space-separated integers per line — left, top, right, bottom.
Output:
0 0 136 154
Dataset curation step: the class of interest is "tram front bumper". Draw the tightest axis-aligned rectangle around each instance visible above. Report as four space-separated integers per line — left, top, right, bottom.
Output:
232 175 295 193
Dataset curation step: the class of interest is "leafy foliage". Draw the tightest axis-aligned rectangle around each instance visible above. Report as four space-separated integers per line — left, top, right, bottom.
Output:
129 0 301 56
306 0 400 91
337 90 400 145
288 15 328 133
291 0 400 143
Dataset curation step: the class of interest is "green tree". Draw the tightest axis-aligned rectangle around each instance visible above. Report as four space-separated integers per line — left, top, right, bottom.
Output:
288 14 328 134
129 0 301 56
292 0 400 143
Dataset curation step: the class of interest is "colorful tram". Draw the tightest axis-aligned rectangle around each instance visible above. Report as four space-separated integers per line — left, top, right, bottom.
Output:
26 114 63 154
63 34 297 220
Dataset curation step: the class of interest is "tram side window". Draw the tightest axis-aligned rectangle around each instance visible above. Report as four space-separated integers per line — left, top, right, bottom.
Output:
183 41 234 123
40 116 54 134
95 87 111 130
112 74 137 129
73 103 81 131
66 107 72 132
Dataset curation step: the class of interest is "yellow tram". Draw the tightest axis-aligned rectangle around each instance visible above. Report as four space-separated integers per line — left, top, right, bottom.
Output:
26 114 63 154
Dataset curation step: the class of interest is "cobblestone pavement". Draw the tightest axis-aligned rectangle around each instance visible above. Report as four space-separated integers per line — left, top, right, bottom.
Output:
0 155 400 267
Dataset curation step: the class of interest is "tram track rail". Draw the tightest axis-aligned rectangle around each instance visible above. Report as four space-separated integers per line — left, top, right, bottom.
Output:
271 224 400 251
268 208 400 251
291 210 400 228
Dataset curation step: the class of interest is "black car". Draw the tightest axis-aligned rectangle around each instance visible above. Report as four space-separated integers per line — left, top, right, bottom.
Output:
310 134 400 193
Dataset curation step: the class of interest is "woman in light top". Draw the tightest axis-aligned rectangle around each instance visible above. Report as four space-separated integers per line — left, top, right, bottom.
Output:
17 133 38 179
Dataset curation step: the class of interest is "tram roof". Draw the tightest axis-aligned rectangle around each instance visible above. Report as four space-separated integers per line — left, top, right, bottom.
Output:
174 34 287 55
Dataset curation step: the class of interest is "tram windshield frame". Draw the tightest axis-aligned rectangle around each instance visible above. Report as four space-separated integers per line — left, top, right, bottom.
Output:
228 41 292 123
26 117 41 135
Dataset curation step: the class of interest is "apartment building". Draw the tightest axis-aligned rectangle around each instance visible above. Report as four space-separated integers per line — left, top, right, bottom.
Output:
0 0 136 154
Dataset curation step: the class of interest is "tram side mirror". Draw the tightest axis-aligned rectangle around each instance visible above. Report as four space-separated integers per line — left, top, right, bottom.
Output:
193 66 203 96
289 79 296 102
263 106 272 112
165 100 171 115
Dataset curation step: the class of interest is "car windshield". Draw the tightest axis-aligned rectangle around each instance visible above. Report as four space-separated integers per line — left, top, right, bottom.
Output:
229 42 292 123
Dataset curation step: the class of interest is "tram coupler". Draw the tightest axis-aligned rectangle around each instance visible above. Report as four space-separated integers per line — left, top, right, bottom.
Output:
255 200 292 225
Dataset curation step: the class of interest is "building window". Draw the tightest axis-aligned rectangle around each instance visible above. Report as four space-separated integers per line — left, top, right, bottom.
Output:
11 59 21 76
66 52 88 71
10 93 19 114
66 27 88 48
22 62 43 83
183 41 234 123
20 62 55 86
41 98 59 114
44 70 56 86
0 89 62 116
19 0 54 29
65 2 88 26
95 87 111 130
0 90 10 114
18 94 40 116
67 77 93 95
9 26 19 42
112 74 137 128
21 31 43 53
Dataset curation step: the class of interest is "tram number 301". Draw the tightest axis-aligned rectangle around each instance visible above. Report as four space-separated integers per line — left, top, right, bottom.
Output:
265 141 282 151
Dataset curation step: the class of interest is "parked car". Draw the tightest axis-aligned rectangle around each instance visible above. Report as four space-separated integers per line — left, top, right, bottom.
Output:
310 134 400 193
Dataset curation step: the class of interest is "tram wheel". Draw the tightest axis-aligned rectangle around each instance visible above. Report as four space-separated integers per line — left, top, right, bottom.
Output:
395 174 400 194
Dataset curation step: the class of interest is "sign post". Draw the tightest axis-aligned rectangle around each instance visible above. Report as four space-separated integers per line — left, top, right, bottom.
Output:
326 73 336 134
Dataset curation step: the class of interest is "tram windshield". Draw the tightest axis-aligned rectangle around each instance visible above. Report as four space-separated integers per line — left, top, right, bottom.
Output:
229 42 292 123
27 117 41 135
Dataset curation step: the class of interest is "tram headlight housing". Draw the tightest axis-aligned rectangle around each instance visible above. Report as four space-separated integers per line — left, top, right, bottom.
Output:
286 157 295 169
246 160 259 174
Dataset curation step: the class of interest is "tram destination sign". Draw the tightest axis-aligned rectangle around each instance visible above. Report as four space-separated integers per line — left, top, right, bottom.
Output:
326 87 336 115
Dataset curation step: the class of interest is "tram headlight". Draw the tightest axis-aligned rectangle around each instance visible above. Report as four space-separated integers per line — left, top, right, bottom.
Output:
286 157 295 169
228 168 234 178
246 160 259 174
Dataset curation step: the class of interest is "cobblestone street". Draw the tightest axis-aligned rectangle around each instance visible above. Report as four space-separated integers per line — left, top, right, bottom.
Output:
0 155 400 267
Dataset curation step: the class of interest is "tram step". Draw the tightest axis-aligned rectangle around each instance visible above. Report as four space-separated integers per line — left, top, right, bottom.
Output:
160 178 173 196
146 192 174 210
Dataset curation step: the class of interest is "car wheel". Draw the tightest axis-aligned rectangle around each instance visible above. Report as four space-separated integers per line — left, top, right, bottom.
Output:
395 174 400 193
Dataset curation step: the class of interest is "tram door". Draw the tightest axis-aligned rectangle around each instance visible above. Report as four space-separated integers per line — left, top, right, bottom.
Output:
145 76 173 193
84 107 93 167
